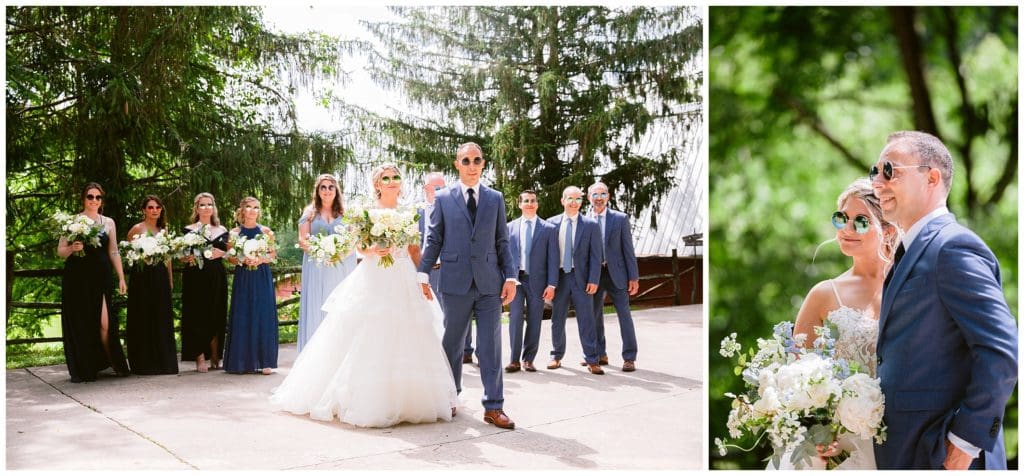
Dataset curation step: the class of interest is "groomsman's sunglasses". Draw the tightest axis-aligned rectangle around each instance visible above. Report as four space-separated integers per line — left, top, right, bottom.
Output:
869 161 931 182
832 211 871 234
380 174 402 185
460 156 484 166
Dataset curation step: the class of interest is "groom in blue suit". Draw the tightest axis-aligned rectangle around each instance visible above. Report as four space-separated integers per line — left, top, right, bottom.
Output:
418 142 518 430
504 190 558 373
871 131 1017 469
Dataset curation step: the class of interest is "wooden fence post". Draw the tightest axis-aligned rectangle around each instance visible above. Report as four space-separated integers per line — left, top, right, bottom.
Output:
6 251 13 325
671 248 680 305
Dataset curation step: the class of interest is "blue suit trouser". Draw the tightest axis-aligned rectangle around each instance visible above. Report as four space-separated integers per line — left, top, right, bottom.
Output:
442 283 503 410
593 267 638 361
550 270 598 363
508 273 544 363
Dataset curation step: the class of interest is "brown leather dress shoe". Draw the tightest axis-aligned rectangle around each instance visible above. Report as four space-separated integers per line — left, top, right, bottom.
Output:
587 363 605 375
547 359 561 369
504 362 521 373
622 360 636 372
522 361 536 372
483 409 515 429
599 355 609 366
463 353 473 364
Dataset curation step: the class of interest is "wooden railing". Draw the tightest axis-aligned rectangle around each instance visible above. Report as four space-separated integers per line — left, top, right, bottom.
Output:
6 250 303 346
6 248 696 346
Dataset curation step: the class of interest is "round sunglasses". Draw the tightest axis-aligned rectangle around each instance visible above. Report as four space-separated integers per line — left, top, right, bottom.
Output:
380 174 402 185
869 161 931 181
832 211 871 234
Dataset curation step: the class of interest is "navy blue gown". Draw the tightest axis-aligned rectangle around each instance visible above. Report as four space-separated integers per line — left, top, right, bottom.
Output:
224 225 278 373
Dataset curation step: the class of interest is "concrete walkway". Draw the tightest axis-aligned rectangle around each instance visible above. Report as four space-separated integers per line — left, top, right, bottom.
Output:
6 305 703 470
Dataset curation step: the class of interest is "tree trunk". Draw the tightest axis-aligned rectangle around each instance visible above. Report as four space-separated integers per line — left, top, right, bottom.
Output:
890 6 939 137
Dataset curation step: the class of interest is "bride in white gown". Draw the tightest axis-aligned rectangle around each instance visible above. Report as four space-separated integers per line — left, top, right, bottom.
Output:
270 164 457 428
775 178 898 470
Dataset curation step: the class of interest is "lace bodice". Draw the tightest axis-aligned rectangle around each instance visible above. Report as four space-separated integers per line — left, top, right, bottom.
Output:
825 281 879 377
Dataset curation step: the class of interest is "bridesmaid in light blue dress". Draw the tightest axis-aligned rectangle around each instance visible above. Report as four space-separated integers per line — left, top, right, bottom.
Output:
296 173 357 352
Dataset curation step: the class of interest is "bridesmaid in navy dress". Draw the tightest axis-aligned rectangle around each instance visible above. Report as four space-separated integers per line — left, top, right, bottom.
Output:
179 192 229 372
125 194 179 375
296 174 356 352
58 182 130 382
224 196 279 374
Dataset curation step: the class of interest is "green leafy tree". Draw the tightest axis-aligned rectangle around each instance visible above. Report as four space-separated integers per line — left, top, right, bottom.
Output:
358 6 701 220
6 6 357 340
708 6 1017 469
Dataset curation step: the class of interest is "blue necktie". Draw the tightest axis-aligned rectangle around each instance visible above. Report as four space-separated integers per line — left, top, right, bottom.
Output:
598 214 606 263
562 218 573 273
524 219 533 274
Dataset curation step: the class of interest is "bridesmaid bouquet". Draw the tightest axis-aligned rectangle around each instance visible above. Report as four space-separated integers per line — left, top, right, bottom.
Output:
715 322 886 469
226 232 276 271
172 225 213 270
52 211 104 257
299 232 354 267
119 230 176 269
341 204 420 268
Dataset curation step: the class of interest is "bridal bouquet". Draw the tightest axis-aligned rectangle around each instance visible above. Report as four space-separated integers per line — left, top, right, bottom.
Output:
52 211 104 257
300 232 354 267
226 232 276 271
341 203 420 268
715 322 886 469
172 225 213 269
119 230 176 269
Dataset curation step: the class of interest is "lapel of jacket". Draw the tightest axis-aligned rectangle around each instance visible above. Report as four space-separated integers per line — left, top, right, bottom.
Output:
450 184 472 227
878 213 956 336
529 218 545 251
472 184 492 235
572 215 584 253
509 217 521 256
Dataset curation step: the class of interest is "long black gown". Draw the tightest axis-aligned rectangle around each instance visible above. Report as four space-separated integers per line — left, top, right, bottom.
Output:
60 229 130 382
180 229 229 362
126 248 179 375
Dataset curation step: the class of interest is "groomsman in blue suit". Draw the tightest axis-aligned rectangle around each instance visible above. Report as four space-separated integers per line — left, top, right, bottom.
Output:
871 131 1017 469
546 186 604 375
504 190 558 373
418 172 476 364
418 142 518 429
585 182 640 372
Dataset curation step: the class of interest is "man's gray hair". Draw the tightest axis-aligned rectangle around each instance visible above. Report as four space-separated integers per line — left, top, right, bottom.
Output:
885 131 953 192
588 182 608 194
562 185 583 198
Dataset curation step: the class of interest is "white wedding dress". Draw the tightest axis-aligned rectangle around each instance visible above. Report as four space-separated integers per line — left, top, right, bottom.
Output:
773 280 878 470
270 245 458 428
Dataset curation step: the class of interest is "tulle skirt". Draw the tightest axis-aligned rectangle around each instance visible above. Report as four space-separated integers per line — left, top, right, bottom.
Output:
270 254 457 428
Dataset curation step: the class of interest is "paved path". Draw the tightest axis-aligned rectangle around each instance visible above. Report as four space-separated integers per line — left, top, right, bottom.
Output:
6 305 703 470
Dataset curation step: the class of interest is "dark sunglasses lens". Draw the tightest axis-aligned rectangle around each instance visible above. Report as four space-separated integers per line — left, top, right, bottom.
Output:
87 194 102 200
831 211 847 229
869 166 879 180
883 162 894 180
853 215 871 234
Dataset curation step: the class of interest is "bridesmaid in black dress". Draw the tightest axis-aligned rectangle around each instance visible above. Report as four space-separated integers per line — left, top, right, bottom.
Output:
125 194 179 375
179 192 229 373
58 182 130 382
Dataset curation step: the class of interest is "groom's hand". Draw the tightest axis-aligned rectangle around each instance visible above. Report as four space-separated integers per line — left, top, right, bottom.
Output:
420 283 434 301
943 439 973 470
500 281 516 305
585 283 598 294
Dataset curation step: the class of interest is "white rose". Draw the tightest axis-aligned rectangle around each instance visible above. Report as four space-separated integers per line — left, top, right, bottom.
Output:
836 373 885 438
243 238 263 257
203 249 214 259
370 223 385 236
322 237 336 254
752 386 781 417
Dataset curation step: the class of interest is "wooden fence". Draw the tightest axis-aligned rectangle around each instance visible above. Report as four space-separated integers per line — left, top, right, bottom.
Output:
6 249 697 346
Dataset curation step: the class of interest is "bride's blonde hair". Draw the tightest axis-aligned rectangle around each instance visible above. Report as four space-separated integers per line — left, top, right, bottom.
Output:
371 163 401 199
813 178 901 263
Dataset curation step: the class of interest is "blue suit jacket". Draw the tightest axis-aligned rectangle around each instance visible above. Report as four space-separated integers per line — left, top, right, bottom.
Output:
547 213 602 289
507 217 559 293
875 213 1017 469
592 208 639 288
417 184 516 295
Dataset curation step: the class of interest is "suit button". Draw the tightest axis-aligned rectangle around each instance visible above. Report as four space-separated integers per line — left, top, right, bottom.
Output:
877 356 883 366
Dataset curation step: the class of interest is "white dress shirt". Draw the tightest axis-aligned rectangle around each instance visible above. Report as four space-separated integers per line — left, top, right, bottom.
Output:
519 217 537 272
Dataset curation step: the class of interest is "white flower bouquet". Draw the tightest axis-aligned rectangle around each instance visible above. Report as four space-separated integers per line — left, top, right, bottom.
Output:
226 232 276 271
119 230 176 269
172 225 213 270
715 322 886 469
299 232 353 267
341 203 420 268
52 211 104 257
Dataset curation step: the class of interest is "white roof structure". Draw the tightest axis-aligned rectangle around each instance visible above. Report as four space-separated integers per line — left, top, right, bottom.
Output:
630 102 704 257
